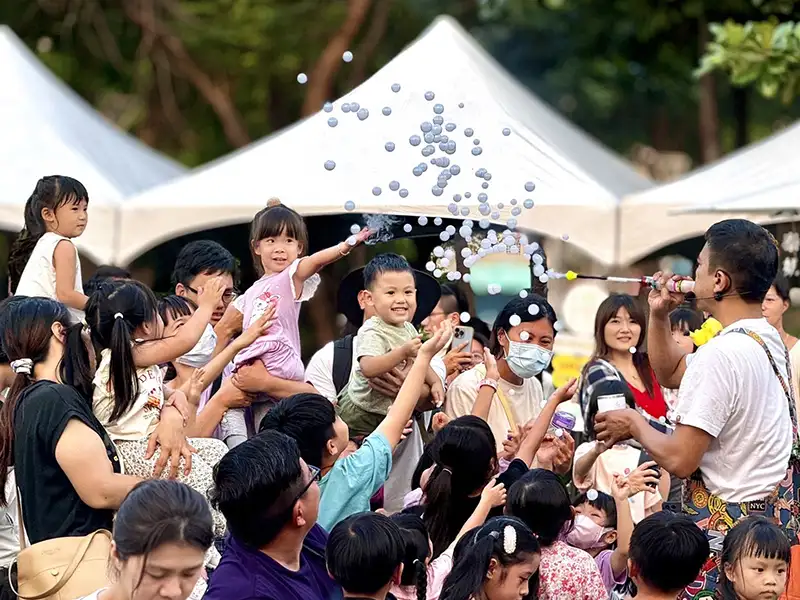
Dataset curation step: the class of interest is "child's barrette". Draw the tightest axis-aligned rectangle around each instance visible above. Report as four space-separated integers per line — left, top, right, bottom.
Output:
502 525 517 554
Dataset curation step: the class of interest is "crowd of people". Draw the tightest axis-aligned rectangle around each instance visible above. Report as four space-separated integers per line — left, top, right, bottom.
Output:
0 174 795 600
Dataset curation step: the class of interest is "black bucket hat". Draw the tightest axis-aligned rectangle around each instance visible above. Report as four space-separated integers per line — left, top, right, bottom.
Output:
337 267 442 327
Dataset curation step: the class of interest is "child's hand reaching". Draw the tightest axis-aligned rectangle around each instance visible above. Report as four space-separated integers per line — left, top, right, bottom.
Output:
479 478 507 508
611 472 634 502
420 321 453 358
430 379 445 408
239 304 277 347
625 461 661 495
197 276 226 311
483 348 501 381
352 228 372 245
500 426 522 461
402 337 422 358
180 368 206 406
549 377 578 405
432 412 451 433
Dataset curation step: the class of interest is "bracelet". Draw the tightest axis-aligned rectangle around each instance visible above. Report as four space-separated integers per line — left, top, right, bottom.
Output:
478 378 498 392
338 242 351 257
163 403 188 428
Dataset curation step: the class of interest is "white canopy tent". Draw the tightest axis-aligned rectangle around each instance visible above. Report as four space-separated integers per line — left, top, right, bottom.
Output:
0 26 185 264
618 122 799 264
115 15 651 266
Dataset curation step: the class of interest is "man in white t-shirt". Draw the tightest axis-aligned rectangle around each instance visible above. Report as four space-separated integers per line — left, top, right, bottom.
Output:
595 219 791 504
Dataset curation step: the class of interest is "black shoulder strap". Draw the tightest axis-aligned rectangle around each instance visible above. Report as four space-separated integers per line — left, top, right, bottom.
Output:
332 335 355 396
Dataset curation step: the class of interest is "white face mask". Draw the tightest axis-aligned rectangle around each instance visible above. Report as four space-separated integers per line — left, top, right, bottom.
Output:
176 324 217 368
505 339 553 379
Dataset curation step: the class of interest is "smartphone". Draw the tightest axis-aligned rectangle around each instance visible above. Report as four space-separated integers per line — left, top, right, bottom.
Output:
453 326 474 352
597 394 627 414
639 451 661 489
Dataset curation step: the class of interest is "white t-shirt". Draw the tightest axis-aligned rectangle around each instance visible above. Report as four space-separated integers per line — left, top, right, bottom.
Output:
15 232 84 323
674 318 793 502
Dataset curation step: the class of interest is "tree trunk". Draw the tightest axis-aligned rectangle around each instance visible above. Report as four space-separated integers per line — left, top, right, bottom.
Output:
346 0 394 89
732 87 749 149
301 0 373 116
698 13 721 163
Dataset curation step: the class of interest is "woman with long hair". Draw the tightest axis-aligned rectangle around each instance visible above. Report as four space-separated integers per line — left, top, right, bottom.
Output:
762 275 800 412
78 480 214 600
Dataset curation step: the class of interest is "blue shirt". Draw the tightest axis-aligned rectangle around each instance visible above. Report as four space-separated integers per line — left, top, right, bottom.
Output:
317 430 392 531
205 525 342 600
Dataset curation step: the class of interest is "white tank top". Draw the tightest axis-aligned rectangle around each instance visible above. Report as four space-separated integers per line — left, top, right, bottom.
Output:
15 232 84 323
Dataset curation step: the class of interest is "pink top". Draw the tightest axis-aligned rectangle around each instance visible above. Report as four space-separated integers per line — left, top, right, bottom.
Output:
538 541 607 600
232 259 319 381
392 544 455 600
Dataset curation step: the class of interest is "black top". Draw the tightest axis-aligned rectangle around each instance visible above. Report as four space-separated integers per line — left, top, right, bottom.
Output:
14 381 120 543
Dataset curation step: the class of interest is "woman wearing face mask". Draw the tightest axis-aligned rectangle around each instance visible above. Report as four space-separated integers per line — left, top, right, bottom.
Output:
445 294 561 454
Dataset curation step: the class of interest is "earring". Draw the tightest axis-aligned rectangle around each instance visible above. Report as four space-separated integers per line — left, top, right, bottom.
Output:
714 291 723 302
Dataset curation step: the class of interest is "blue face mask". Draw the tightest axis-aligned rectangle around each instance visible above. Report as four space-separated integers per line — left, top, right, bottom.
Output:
505 340 553 379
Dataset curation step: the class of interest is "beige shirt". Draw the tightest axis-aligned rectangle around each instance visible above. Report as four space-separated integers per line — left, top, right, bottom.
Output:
93 348 164 441
790 342 800 420
445 364 544 452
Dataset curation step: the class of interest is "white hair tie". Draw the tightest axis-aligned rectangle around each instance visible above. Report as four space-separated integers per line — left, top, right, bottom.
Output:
114 313 124 320
10 359 33 376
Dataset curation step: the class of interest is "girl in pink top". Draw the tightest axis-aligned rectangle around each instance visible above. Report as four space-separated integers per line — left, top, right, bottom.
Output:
221 199 370 447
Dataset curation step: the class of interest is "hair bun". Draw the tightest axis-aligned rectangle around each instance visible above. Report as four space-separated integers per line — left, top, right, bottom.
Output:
266 198 282 208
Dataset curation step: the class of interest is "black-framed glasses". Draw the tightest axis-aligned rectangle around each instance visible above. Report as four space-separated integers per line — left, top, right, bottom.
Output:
291 465 321 505
185 285 237 304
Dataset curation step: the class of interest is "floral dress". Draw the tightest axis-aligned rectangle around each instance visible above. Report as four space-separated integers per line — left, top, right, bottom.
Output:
538 540 608 600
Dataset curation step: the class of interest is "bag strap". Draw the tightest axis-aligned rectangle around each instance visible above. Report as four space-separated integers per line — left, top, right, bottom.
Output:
15 487 25 551
729 328 800 453
11 529 112 600
332 335 355 396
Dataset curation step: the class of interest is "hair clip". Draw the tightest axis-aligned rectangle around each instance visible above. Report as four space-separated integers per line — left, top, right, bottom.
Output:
502 525 517 555
114 313 124 320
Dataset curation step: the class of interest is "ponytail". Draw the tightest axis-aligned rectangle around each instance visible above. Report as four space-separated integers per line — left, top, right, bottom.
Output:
414 559 428 600
0 365 35 505
424 465 456 557
60 323 95 399
390 513 430 600
108 315 138 422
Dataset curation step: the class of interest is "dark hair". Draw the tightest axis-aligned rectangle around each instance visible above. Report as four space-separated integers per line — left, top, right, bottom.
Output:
468 318 491 348
629 511 710 593
718 516 791 600
0 297 89 503
391 513 430 600
489 294 557 357
82 279 160 421
171 240 238 289
363 253 414 291
114 480 212 586
327 512 404 595
8 176 89 292
669 307 704 334
589 294 654 398
583 379 636 440
440 517 540 600
249 202 309 275
574 490 617 528
259 393 336 468
84 266 132 297
771 274 791 303
423 416 497 557
210 430 308 547
704 219 778 304
158 295 196 325
440 284 469 315
507 469 573 547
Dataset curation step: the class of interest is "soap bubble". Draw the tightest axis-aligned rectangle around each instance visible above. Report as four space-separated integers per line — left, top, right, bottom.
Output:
524 199 534 209
372 187 381 196
448 203 458 215
433 115 444 125
520 331 530 341
510 198 518 205
445 123 457 132
409 135 421 146
461 247 473 258
464 128 474 137
463 273 471 282
478 204 490 216
488 283 502 295
464 192 471 198
432 124 443 135
528 304 540 315
507 219 518 229
532 265 545 277
629 347 637 354
502 128 511 136
440 258 450 268
425 261 436 271
382 107 392 116
483 172 492 181
431 186 443 197
587 489 599 501
399 189 409 198
424 91 435 101
434 219 444 229
473 138 481 145
562 233 570 241
324 160 336 171
391 83 401 92
385 142 395 152
445 225 456 235
433 103 444 114
350 224 361 235
525 182 536 192
497 203 505 209
471 147 483 156
460 208 470 218
509 314 522 327
297 72 308 84
347 235 357 246
519 290 528 299
511 207 522 216
458 102 465 108
342 104 352 113
450 165 461 176
421 122 432 133
422 145 435 157
323 102 333 112
342 50 353 62
439 231 450 241
538 273 549 283
403 223 412 233
554 321 564 332
418 216 428 226
357 108 369 120
482 182 489 189
413 167 423 177
491 210 500 220
478 193 488 203
344 200 355 211
433 269 442 278
350 102 360 111
327 117 338 127
389 181 400 191
424 132 435 143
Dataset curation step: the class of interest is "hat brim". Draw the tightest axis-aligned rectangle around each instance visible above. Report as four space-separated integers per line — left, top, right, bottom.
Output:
337 268 442 328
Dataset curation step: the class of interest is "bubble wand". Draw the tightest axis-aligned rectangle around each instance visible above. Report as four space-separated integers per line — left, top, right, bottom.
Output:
548 270 695 293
